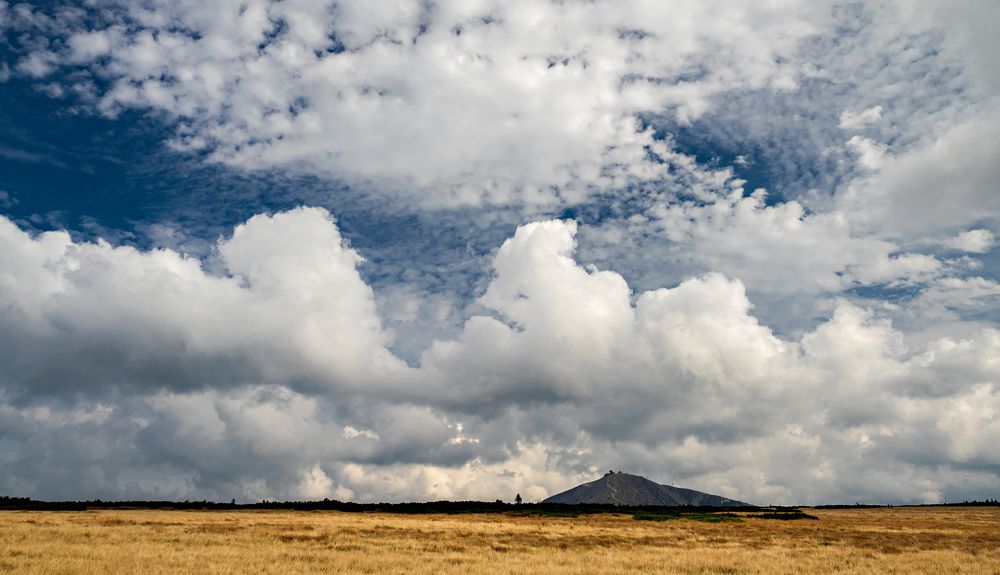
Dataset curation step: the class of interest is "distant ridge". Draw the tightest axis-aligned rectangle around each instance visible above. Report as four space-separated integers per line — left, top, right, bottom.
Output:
542 472 750 507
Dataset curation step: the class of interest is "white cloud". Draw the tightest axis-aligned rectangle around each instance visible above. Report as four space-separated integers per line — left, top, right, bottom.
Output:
1 210 999 504
840 112 1000 237
0 207 408 398
900 277 1000 327
942 229 994 253
845 135 886 171
299 464 344 500
839 105 882 130
625 189 943 296
66 29 114 63
3 1 1000 506
897 0 1000 96
17 0 828 206
16 50 56 77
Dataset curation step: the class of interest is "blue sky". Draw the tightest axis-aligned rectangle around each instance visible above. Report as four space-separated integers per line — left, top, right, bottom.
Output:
1 0 999 505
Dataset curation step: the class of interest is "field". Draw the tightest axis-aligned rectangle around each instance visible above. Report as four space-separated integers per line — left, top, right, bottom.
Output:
2 507 999 574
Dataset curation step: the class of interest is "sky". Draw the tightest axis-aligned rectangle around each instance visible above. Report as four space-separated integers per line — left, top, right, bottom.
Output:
0 0 999 505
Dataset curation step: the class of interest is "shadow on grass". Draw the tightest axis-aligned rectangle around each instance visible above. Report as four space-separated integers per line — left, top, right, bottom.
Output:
755 511 819 520
634 511 743 523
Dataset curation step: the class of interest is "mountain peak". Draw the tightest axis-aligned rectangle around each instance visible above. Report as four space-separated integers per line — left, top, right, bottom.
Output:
542 473 750 506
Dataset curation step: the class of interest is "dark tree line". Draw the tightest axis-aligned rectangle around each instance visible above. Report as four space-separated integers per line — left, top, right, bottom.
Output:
2 495 995 513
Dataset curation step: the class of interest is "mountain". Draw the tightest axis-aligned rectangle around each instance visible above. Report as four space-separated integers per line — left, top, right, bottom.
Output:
542 472 750 506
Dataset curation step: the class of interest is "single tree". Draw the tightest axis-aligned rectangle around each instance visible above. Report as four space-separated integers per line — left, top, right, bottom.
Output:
515 493 522 505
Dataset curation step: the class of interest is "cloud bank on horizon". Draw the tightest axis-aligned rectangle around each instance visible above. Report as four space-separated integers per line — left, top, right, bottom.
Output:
0 0 998 505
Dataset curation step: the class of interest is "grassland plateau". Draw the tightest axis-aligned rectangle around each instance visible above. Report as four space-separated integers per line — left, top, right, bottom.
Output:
2 506 998 574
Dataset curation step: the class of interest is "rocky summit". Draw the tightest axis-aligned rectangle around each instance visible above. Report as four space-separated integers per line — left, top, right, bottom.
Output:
542 472 750 506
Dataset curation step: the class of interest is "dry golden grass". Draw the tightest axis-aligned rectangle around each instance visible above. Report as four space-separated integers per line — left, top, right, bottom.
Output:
2 506 999 574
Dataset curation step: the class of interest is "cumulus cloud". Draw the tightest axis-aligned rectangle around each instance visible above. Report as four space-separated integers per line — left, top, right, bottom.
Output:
2 211 999 504
0 207 407 400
